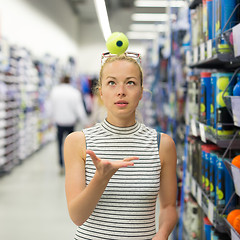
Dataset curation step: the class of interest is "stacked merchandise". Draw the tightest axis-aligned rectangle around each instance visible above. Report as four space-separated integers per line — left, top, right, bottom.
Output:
15 47 40 161
35 54 61 146
137 46 161 129
188 0 240 59
0 38 67 173
178 0 240 239
186 135 240 239
183 193 231 239
0 43 20 171
188 70 240 140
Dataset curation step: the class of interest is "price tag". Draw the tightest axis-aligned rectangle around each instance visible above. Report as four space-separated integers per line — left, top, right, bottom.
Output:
200 43 205 61
207 40 212 59
199 123 207 143
191 119 198 136
197 186 202 205
193 46 198 63
191 178 196 197
231 165 240 196
231 228 240 240
232 23 240 57
208 201 214 223
231 97 240 127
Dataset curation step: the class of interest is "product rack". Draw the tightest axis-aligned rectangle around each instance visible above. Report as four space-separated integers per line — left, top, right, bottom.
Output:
179 2 240 238
186 38 240 70
0 67 20 173
190 118 240 149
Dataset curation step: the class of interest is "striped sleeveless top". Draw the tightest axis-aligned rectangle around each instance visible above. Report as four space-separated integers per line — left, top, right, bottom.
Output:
74 119 161 240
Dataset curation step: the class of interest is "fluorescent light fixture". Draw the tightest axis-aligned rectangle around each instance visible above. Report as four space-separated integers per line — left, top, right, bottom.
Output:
134 0 187 8
131 13 176 22
127 31 158 40
94 0 111 41
129 24 167 32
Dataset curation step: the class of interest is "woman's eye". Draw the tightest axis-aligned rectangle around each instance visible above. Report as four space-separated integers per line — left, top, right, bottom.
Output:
108 81 115 86
127 81 135 85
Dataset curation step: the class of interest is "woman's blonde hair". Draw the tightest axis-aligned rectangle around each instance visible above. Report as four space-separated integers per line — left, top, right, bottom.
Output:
94 54 143 96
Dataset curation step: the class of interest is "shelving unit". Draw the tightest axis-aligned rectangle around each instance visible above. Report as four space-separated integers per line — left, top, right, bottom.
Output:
177 1 240 239
0 73 20 172
0 40 66 174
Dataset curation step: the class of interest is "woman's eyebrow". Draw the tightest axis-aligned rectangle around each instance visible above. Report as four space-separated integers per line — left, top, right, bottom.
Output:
106 76 116 79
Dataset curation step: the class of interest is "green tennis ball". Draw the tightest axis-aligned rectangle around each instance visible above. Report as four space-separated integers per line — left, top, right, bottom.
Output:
217 77 229 90
217 91 229 107
106 32 129 55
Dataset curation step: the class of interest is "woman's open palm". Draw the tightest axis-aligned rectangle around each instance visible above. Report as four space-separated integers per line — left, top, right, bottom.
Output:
86 149 138 180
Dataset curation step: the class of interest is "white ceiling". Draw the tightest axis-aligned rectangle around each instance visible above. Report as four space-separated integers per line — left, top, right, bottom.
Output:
66 0 167 37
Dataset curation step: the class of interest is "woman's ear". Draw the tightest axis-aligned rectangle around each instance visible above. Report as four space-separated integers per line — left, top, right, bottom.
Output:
99 87 103 98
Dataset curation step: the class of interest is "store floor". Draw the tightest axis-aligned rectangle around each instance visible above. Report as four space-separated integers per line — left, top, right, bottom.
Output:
0 141 76 240
0 139 164 240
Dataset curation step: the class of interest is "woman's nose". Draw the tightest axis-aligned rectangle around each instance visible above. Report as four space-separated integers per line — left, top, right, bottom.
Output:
117 85 126 96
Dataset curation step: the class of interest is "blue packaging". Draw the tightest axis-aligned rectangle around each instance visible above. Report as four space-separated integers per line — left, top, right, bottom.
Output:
223 157 236 214
204 217 212 240
209 152 218 204
216 155 236 213
200 72 212 125
215 0 237 53
210 73 217 128
212 0 217 53
204 149 210 195
233 74 240 96
212 72 235 134
216 154 225 209
207 0 213 40
201 145 207 191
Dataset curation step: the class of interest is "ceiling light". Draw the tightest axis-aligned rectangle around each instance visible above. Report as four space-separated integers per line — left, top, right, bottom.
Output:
94 0 111 41
129 24 167 32
127 31 158 40
134 0 187 8
131 13 176 22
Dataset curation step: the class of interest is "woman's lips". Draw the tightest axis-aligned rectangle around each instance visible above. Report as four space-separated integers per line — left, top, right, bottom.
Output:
115 100 128 107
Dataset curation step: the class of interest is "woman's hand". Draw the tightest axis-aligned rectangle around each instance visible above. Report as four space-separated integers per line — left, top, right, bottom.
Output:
86 149 138 181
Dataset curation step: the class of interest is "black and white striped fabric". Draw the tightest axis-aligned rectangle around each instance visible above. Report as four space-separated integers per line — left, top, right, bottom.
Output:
74 119 161 240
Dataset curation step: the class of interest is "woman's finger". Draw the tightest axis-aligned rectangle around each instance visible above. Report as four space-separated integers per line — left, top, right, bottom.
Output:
114 157 139 168
86 150 100 163
123 156 139 162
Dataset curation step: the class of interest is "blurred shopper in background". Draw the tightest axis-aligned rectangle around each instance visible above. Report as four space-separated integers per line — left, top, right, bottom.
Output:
48 75 88 174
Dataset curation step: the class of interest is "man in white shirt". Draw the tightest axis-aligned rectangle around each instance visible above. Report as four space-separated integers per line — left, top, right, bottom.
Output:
48 75 88 173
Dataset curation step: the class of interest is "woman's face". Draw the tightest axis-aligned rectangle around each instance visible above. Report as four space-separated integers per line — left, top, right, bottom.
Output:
99 60 143 125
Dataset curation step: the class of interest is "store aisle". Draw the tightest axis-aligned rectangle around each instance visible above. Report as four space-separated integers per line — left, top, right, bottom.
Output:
0 141 76 240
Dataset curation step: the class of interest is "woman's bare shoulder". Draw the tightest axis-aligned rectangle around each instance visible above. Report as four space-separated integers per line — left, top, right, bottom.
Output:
64 131 86 162
159 133 176 166
65 131 85 143
160 133 175 150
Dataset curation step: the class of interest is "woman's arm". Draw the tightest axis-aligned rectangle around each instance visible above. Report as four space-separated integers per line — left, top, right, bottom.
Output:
64 131 137 226
153 133 178 240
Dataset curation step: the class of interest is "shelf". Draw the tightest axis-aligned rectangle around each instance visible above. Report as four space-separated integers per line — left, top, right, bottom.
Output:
186 37 240 70
189 0 202 9
186 172 240 240
186 171 228 232
189 53 240 70
189 119 240 149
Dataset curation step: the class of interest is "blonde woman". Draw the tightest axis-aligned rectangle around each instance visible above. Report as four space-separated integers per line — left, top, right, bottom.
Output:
64 53 178 240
